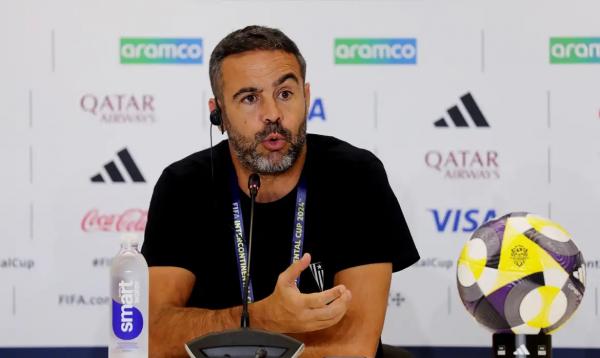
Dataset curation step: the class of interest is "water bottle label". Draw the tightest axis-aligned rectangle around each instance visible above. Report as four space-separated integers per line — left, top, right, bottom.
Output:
112 280 144 340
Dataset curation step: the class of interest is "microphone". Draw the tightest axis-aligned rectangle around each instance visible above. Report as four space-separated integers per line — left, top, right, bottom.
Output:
241 173 261 328
249 173 260 197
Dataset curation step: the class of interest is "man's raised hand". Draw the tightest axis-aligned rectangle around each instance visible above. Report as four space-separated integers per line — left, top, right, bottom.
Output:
253 253 352 333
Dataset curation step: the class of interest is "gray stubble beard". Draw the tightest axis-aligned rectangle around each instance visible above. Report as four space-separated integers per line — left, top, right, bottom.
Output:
228 119 307 175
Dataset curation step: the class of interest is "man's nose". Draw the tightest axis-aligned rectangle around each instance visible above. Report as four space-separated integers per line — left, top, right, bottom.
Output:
261 97 282 124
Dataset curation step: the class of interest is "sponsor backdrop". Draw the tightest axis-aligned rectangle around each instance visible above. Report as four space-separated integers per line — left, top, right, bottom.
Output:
1 0 599 356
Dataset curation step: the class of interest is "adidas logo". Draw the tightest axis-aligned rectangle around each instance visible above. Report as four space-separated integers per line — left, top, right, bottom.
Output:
434 92 489 128
513 344 530 356
91 148 146 183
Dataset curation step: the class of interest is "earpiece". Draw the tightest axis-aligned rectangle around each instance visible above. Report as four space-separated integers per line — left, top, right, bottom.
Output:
209 107 222 126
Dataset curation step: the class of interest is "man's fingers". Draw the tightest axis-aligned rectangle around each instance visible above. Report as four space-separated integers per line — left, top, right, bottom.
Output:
278 253 311 286
305 285 346 308
308 289 352 323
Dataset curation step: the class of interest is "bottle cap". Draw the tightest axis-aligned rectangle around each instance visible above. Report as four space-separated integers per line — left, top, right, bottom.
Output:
121 233 141 246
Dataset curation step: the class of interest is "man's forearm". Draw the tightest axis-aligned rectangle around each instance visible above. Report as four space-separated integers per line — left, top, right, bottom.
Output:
150 301 277 358
150 305 242 358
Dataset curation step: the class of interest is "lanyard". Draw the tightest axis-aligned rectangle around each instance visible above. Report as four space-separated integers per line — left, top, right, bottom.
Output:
230 170 307 303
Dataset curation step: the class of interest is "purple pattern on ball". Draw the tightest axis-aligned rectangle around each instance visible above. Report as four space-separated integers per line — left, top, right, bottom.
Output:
489 218 507 243
548 252 578 273
484 284 513 321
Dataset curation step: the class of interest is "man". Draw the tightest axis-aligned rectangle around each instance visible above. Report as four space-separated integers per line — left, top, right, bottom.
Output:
142 25 419 358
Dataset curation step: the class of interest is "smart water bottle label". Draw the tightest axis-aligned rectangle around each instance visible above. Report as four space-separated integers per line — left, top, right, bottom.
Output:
112 280 144 340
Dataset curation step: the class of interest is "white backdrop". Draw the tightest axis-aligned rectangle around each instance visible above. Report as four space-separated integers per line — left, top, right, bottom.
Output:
1 0 599 352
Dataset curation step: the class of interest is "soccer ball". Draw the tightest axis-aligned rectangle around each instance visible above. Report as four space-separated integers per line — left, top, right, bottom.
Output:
457 212 586 334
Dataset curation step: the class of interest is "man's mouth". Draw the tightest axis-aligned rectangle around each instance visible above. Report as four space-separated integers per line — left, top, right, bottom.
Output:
261 133 287 151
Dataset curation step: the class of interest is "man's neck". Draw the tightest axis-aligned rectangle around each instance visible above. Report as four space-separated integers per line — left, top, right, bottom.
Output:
229 144 307 203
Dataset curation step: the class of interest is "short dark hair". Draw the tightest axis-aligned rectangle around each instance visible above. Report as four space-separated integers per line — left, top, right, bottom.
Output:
209 25 307 101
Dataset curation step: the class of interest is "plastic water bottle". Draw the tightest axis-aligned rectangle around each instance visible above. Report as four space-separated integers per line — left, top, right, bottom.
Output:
109 234 148 357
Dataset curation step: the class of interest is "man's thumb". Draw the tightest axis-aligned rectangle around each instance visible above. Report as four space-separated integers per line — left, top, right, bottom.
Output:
279 253 311 286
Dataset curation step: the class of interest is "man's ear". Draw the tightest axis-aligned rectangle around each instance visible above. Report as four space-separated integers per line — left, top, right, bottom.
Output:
208 97 218 113
304 82 311 115
208 98 226 134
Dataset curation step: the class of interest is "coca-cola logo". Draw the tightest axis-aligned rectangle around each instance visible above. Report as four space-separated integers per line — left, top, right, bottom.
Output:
81 209 147 233
425 150 500 180
80 94 156 123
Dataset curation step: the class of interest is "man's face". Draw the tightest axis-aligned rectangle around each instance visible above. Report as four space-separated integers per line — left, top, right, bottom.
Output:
219 50 309 175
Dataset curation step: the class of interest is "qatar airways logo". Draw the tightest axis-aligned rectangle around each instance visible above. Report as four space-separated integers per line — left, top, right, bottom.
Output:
425 150 499 180
80 94 155 123
81 209 147 233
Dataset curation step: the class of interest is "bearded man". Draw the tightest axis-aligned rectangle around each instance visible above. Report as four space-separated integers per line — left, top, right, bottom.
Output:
142 25 419 358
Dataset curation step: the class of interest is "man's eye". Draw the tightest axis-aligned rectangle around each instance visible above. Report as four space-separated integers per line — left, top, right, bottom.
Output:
242 95 258 104
279 90 293 100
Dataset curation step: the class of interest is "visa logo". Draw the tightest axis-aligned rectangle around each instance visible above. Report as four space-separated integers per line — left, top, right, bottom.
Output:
430 209 497 233
308 98 326 121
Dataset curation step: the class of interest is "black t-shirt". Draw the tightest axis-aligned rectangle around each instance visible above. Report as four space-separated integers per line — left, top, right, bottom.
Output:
142 134 419 352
